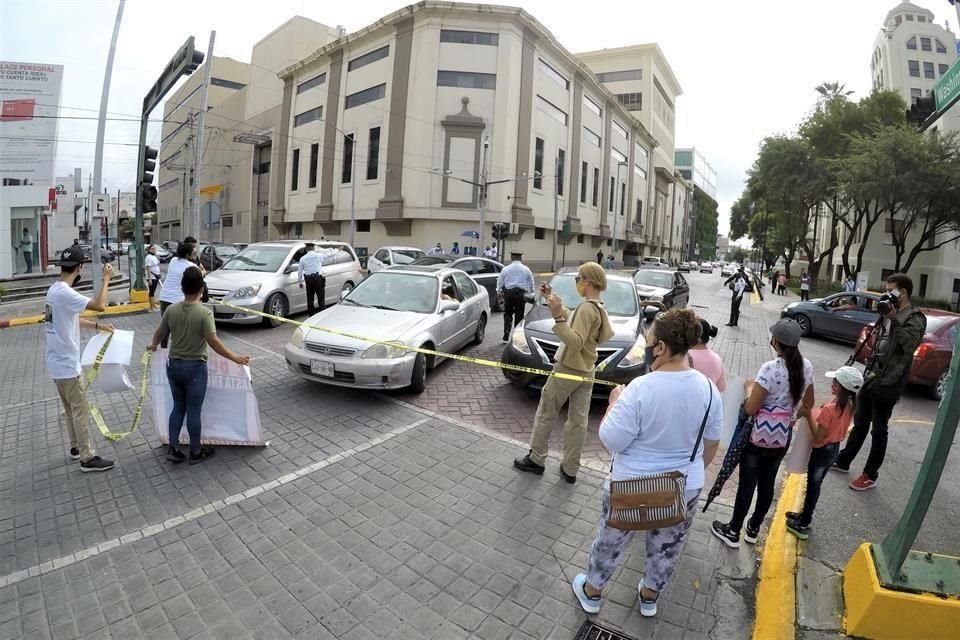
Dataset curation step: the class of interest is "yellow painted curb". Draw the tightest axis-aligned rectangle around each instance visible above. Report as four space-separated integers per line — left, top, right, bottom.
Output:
129 288 149 303
1 302 151 329
753 473 806 640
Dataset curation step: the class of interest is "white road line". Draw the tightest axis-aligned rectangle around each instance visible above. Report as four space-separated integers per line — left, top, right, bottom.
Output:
0 415 431 589
0 396 59 412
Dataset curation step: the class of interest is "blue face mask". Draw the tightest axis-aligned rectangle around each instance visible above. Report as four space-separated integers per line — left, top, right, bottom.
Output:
645 345 656 370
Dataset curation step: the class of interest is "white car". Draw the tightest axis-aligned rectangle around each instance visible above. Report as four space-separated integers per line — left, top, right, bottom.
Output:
721 264 737 277
641 256 670 269
284 266 490 392
367 246 426 273
204 240 363 327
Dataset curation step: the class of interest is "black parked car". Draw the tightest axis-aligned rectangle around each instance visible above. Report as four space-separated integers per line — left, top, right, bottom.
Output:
198 242 240 272
633 268 690 309
781 291 882 343
407 255 505 310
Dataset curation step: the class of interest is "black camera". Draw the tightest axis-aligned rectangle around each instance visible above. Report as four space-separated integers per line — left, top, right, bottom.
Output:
877 290 901 316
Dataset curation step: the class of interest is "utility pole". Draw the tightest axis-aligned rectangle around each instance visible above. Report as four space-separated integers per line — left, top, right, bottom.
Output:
349 134 357 248
192 31 216 242
551 155 559 272
479 136 490 253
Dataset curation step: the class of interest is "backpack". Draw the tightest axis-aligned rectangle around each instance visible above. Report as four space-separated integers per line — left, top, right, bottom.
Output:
750 406 793 449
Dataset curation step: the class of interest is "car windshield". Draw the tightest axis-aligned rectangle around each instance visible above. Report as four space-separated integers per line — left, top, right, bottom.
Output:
633 271 674 289
392 249 425 264
221 246 289 272
344 272 439 314
545 275 637 317
214 245 240 258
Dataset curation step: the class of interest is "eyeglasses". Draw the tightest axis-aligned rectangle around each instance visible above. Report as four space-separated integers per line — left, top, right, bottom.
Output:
574 276 583 283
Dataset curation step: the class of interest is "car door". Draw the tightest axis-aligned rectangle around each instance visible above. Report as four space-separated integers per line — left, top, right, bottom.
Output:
452 271 482 348
368 249 389 273
673 273 690 308
284 247 307 313
838 295 882 343
436 275 466 353
471 259 501 305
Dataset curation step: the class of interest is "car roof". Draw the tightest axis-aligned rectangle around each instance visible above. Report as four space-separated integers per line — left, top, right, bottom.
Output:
377 266 460 278
633 268 676 276
920 308 960 318
553 269 635 283
378 246 423 251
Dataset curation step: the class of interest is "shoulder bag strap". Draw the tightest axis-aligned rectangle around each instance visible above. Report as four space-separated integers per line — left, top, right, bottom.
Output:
688 381 713 462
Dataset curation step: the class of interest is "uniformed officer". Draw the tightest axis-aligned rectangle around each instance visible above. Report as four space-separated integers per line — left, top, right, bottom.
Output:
497 250 535 342
298 242 326 315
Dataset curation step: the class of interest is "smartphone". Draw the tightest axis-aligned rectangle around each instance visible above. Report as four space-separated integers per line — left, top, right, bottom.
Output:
539 282 552 297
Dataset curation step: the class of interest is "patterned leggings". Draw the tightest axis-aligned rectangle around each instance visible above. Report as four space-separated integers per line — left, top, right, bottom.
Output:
586 485 701 594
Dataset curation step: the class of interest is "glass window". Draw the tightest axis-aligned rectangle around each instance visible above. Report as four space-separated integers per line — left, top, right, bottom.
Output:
348 45 389 71
616 92 643 110
582 127 601 147
546 274 637 317
297 73 326 94
536 95 568 125
635 143 649 164
308 143 319 189
222 246 290 273
909 60 921 77
611 148 627 164
609 176 615 211
592 167 599 207
918 15 926 23
595 69 642 83
367 127 380 180
921 37 932 52
453 272 479 298
937 39 947 53
534 227 545 240
475 260 498 274
345 272 439 314
907 37 917 50
633 270 674 289
620 183 626 215
538 58 569 90
341 133 354 184
940 64 949 76
534 138 544 189
556 149 565 197
345 84 386 109
583 95 602 117
294 106 322 127
580 161 588 204
437 70 496 89
612 120 628 140
906 14 914 21
440 29 498 46
924 61 935 79
291 148 300 191
210 77 246 90
391 249 424 264
911 87 922 100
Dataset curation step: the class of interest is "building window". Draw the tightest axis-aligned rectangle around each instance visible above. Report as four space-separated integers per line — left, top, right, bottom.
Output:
620 183 626 215
612 120 629 140
635 143 649 164
909 60 921 77
582 127 601 147
297 73 326 94
616 92 643 110
357 220 371 233
294 106 323 127
222 216 233 228
924 61 935 79
936 39 947 54
534 138 544 189
556 149 565 196
538 58 569 89
345 84 386 109
921 37 932 52
577 234 584 244
634 165 647 180
918 15 926 23
308 143 319 189
367 127 380 180
536 95 568 125
210 77 246 90
906 14 914 21
437 70 496 89
611 148 627 164
534 227 545 240
911 87 922 101
583 95 602 117
348 45 389 71
636 199 643 220
440 29 498 46
907 37 917 50
595 69 642 83
580 161 588 204
609 176 615 211
940 64 949 76
592 168 599 207
341 133 354 184
291 148 300 191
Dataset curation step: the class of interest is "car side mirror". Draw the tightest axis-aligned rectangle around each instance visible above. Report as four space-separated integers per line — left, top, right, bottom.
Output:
440 300 460 313
284 263 298 274
643 305 660 320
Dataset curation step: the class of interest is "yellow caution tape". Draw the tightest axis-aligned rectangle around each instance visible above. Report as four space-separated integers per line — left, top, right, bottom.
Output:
83 333 153 442
222 302 619 387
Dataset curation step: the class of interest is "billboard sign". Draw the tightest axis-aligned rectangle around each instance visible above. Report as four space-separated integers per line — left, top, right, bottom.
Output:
0 61 64 185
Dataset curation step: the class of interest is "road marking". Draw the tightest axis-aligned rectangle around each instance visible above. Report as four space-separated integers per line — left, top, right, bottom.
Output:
0 396 59 412
0 415 432 589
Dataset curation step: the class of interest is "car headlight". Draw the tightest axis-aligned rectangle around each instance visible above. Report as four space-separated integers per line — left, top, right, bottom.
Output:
362 342 409 359
618 338 647 368
784 303 797 310
231 284 262 299
290 327 305 349
511 325 531 355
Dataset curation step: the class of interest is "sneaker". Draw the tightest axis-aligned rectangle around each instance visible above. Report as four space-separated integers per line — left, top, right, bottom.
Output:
830 463 849 474
744 522 760 545
849 473 877 491
711 521 740 549
558 466 577 484
80 456 114 473
188 447 216 465
785 517 810 540
513 453 545 475
638 580 658 617
166 447 186 463
69 448 80 461
571 573 601 614
785 511 801 520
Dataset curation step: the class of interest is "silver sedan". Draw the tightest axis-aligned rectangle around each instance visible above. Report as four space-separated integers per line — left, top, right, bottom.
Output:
284 267 490 392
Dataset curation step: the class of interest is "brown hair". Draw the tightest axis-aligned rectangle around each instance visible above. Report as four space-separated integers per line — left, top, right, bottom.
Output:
651 308 702 356
885 272 913 297
578 262 608 291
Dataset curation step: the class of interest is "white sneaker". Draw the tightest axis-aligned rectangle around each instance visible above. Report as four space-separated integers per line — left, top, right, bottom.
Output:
571 573 601 614
638 579 658 617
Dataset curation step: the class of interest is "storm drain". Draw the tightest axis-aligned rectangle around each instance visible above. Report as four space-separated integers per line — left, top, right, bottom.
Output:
574 620 640 640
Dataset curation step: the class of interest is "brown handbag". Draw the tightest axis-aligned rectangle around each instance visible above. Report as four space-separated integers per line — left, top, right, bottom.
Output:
607 382 712 531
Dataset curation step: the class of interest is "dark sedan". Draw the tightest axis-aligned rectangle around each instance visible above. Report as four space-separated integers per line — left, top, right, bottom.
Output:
198 242 240 272
408 255 504 310
77 244 115 263
501 271 656 397
633 268 690 309
780 291 882 343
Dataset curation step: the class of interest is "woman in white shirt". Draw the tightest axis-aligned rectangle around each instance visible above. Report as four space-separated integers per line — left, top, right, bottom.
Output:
145 245 162 311
158 242 202 346
571 309 722 619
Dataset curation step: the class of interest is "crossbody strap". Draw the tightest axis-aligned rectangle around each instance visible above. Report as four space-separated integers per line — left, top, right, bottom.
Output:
688 381 713 463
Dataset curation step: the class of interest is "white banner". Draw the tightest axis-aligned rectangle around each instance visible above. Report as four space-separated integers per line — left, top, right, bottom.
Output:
151 349 267 447
82 329 136 394
0 61 63 184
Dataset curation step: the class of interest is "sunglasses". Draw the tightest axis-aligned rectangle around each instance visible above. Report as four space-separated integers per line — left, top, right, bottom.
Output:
574 275 583 283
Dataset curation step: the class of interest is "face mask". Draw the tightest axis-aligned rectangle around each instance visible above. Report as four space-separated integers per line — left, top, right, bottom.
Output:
575 281 586 297
645 345 656 369
73 273 82 287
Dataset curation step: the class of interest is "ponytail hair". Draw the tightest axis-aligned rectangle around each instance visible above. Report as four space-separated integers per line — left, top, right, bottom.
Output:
779 343 806 406
176 242 195 260
835 384 856 414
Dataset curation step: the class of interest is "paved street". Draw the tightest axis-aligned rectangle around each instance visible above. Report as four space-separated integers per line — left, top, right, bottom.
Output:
0 271 946 640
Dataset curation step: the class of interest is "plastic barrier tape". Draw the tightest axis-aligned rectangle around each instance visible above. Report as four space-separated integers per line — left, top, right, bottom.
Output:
84 333 152 442
221 302 619 387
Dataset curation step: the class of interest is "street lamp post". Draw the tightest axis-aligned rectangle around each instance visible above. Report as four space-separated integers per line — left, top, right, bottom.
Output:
613 162 626 260
551 155 560 272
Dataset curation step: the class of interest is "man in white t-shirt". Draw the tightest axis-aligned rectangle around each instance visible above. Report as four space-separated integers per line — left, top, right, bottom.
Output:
44 246 116 472
145 245 161 312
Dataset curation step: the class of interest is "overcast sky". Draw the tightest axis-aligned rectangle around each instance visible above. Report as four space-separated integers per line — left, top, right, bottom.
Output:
2 0 954 233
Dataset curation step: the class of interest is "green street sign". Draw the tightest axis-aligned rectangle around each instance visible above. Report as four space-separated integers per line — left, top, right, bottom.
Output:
933 57 960 111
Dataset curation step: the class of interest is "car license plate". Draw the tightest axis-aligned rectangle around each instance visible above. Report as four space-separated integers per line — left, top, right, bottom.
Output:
310 360 334 377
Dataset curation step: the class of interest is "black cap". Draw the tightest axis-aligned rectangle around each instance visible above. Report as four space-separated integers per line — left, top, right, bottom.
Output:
770 318 802 347
55 246 85 267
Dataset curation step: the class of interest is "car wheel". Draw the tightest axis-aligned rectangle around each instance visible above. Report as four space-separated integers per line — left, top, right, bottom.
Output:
473 313 487 345
263 293 288 328
932 369 949 401
794 313 812 337
341 281 355 297
409 352 427 393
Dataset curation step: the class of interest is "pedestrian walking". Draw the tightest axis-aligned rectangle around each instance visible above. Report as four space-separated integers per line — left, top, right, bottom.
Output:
497 251 535 342
514 262 614 482
799 272 811 301
148 267 250 464
786 366 864 539
158 242 203 347
451 241 460 255
428 242 443 256
833 273 926 491
723 267 748 327
689 318 726 392
772 271 780 294
571 309 722 618
711 319 814 547
844 276 856 293
145 244 161 312
44 246 116 472
21 228 34 273
778 272 787 295
596 249 604 265
298 241 326 316
604 254 615 270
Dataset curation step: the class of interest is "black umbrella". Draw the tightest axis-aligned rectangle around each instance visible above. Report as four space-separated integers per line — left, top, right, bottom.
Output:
703 407 753 512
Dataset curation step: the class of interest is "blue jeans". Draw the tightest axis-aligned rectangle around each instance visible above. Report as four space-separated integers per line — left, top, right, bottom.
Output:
800 442 840 525
166 359 208 454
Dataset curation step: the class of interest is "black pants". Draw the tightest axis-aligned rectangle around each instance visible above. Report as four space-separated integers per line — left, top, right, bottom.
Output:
502 289 526 339
800 442 840 525
159 301 171 348
730 443 786 531
305 274 325 316
728 294 743 326
800 289 809 301
836 386 898 480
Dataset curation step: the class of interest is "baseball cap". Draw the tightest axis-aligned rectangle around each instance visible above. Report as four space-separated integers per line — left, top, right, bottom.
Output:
826 366 864 392
55 245 85 267
769 318 802 347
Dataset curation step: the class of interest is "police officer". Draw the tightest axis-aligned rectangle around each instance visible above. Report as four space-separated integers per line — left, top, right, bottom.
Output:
298 242 326 315
497 250 535 342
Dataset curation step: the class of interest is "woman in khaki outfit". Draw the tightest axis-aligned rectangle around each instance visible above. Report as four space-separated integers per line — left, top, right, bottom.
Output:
514 262 614 483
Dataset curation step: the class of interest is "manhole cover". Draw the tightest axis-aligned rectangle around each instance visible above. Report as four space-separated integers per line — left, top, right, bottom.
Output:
574 620 640 640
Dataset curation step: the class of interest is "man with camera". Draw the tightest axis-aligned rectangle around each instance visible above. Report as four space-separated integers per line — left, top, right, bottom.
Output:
833 273 926 491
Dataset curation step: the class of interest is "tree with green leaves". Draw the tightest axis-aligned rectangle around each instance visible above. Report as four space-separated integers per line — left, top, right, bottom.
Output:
692 186 719 260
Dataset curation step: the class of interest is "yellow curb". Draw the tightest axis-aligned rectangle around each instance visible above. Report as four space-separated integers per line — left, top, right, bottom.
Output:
751 290 761 305
1 302 151 329
753 472 806 640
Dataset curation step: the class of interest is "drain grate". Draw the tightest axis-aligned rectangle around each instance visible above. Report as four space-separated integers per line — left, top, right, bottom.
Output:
574 620 640 640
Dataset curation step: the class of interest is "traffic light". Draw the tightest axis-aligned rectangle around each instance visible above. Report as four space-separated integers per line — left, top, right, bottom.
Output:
140 146 158 214
907 94 936 126
491 222 509 240
185 50 205 75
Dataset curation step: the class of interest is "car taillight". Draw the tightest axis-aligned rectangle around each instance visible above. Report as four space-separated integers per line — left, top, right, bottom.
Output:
914 342 935 359
858 326 870 346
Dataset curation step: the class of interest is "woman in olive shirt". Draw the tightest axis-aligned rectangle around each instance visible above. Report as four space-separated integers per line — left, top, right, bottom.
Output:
148 268 249 464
